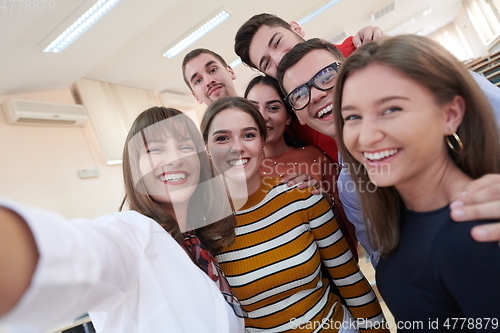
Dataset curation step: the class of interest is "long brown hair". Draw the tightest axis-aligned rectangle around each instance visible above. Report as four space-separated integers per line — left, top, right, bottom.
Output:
120 106 235 253
333 35 500 256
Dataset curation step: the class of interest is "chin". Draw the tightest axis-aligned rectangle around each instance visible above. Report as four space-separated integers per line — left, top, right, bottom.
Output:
366 175 396 189
223 168 248 182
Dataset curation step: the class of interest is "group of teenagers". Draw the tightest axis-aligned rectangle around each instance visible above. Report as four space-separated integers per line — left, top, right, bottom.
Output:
1 12 500 333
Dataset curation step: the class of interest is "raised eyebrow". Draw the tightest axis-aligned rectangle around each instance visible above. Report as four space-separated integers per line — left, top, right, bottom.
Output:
266 100 282 105
212 129 231 137
377 96 409 104
190 61 218 83
205 60 217 69
340 96 410 112
340 105 356 112
242 126 258 133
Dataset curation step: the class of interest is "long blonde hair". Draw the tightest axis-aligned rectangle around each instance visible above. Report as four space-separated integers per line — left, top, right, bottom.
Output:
333 35 500 256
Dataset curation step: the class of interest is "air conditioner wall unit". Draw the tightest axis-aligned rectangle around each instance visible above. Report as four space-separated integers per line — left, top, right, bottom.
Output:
2 98 88 126
161 91 197 111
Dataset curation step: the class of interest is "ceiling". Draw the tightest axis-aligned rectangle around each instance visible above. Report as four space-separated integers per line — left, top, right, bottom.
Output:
0 0 464 98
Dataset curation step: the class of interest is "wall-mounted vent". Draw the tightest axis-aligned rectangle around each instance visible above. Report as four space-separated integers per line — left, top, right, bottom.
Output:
2 98 88 126
372 1 395 20
330 31 347 44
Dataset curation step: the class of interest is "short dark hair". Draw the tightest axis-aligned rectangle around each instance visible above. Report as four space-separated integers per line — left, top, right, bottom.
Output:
182 48 228 91
235 13 299 70
276 38 345 93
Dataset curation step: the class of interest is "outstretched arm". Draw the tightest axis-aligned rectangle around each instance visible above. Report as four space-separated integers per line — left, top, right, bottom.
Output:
450 174 500 243
0 208 38 316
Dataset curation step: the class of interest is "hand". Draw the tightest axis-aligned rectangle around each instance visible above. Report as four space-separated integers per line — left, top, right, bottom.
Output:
280 173 323 195
450 174 500 244
352 26 389 48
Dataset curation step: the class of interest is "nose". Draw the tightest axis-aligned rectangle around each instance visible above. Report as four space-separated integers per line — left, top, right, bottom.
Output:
357 118 384 148
162 149 183 167
229 138 245 154
204 73 215 86
310 86 328 105
260 109 270 122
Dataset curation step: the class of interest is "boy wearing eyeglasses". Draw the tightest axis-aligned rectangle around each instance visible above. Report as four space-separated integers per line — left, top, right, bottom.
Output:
277 37 500 263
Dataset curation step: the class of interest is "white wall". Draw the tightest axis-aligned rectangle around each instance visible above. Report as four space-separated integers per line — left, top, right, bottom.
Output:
0 89 124 219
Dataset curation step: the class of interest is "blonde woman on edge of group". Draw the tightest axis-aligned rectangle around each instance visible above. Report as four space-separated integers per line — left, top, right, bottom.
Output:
0 107 244 333
200 96 388 333
334 35 500 331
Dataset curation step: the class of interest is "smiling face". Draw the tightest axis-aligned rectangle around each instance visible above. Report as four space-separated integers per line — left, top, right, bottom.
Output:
340 63 453 189
206 107 264 191
183 53 237 105
248 24 304 78
138 133 201 206
245 83 290 146
282 49 341 138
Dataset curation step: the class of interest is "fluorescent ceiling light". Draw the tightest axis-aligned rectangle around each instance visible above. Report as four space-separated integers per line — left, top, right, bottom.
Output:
297 0 343 25
163 10 231 58
43 0 122 53
106 160 123 165
389 8 433 35
229 58 242 68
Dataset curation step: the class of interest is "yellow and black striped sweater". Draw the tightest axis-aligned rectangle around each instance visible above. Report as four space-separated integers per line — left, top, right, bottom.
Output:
217 178 387 332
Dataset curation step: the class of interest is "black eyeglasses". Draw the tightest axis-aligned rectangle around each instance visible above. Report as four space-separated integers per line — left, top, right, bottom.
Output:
284 62 341 111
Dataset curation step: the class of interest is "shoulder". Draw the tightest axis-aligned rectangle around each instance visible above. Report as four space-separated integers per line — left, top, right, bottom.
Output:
433 217 500 267
294 146 329 160
241 181 325 213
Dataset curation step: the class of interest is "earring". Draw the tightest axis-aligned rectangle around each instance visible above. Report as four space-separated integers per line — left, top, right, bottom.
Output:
445 132 464 153
262 148 266 158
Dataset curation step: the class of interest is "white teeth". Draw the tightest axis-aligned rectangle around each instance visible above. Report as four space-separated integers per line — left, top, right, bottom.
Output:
316 104 333 118
159 173 186 182
364 149 398 161
229 158 248 166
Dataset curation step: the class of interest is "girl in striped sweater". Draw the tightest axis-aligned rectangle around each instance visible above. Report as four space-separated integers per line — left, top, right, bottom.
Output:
201 97 387 333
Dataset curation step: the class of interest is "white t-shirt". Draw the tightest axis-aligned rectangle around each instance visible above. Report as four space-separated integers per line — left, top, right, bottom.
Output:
0 198 244 333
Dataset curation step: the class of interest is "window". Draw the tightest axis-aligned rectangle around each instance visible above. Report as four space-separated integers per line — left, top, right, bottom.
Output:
465 0 500 44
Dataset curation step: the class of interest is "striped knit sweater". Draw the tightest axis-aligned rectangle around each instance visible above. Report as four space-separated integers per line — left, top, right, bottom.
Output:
216 178 387 332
